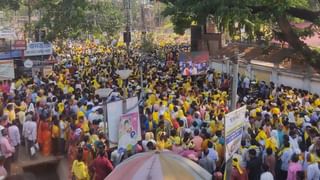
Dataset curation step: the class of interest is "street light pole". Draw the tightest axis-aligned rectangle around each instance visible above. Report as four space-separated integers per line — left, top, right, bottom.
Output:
225 50 239 180
27 0 32 40
124 0 132 56
231 51 239 111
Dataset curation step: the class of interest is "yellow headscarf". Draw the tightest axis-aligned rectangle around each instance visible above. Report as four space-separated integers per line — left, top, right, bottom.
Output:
255 129 267 142
232 158 243 174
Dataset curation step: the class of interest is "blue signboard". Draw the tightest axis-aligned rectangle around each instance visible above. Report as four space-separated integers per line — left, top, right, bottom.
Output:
0 50 22 60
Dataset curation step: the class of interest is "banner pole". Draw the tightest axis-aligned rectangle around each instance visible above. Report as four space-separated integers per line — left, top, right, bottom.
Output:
225 50 239 180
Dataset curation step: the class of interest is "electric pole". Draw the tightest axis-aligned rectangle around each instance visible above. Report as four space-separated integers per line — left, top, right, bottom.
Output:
124 0 132 57
27 0 32 40
225 49 239 180
231 50 239 111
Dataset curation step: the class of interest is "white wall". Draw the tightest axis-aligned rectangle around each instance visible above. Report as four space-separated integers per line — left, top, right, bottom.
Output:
278 73 304 89
311 79 320 94
210 60 320 94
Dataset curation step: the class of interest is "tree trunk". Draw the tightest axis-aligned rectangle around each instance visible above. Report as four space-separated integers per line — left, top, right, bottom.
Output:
276 14 320 70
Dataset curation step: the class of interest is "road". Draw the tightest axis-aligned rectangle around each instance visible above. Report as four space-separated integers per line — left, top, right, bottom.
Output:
11 145 68 180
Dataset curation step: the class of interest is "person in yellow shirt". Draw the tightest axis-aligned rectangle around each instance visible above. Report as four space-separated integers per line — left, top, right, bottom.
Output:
169 129 181 146
4 104 15 124
156 133 171 150
58 102 65 114
314 97 320 107
152 110 159 125
76 116 90 133
255 128 267 145
68 85 75 94
72 153 90 180
270 103 280 116
52 119 60 156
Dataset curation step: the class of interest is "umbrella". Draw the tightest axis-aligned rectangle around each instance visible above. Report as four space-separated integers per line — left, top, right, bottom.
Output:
116 69 133 80
105 151 212 180
95 88 113 98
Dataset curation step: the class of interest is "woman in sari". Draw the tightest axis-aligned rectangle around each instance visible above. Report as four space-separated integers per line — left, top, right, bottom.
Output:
38 115 52 156
68 124 80 179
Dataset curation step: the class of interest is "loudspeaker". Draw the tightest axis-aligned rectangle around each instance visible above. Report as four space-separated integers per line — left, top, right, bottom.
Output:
191 26 202 40
191 39 199 51
123 32 131 43
35 29 39 42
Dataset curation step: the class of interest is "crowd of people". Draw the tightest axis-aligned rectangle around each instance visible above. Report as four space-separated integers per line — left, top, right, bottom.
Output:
0 40 319 180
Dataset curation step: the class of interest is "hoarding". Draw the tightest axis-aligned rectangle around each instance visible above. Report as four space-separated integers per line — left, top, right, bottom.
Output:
225 106 247 161
24 42 53 56
0 60 15 80
179 51 209 76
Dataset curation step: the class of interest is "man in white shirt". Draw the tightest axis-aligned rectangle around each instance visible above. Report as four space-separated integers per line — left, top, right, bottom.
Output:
88 108 104 124
289 131 301 154
0 116 5 138
260 164 274 180
307 160 320 180
59 118 66 154
0 129 15 175
199 149 215 174
8 120 20 162
243 76 250 95
191 65 198 75
22 115 37 158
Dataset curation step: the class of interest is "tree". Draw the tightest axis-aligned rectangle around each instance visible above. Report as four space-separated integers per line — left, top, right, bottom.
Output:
161 0 320 69
35 0 124 41
140 32 156 53
87 1 124 39
35 0 89 40
0 0 20 10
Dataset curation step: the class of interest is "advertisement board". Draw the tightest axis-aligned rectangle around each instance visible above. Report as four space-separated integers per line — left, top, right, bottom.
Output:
107 96 141 148
24 42 53 56
225 106 247 161
0 60 15 80
118 112 140 149
12 40 27 50
0 50 22 60
179 51 209 76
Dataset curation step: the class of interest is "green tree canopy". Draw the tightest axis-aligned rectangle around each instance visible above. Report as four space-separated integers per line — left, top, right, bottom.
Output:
35 0 89 40
35 0 123 41
161 0 320 69
87 1 124 38
0 0 20 10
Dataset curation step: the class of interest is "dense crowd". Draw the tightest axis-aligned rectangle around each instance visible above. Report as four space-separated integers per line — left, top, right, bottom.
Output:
0 41 319 180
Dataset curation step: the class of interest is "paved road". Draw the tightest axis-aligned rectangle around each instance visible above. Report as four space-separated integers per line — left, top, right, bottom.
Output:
11 145 68 180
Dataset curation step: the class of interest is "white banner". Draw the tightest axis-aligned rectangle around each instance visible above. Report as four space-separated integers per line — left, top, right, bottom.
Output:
225 105 246 161
0 60 14 80
24 42 53 56
107 96 140 148
107 100 123 147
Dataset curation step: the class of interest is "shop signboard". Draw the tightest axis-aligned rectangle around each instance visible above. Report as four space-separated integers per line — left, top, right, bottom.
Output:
12 40 27 50
0 50 22 60
225 106 247 161
0 60 15 80
24 42 53 56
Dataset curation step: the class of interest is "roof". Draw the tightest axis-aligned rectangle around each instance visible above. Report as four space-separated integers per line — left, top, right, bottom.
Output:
212 44 318 74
